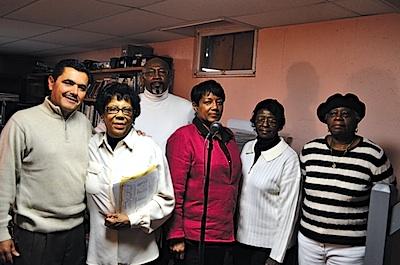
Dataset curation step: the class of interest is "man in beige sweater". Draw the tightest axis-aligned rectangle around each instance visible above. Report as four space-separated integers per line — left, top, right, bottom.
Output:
0 59 93 265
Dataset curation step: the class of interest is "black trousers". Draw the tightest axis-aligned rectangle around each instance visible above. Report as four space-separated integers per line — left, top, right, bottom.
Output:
13 224 86 265
178 240 232 265
232 242 298 265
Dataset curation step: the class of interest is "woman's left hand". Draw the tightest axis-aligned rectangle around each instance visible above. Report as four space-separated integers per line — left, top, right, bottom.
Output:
104 213 131 230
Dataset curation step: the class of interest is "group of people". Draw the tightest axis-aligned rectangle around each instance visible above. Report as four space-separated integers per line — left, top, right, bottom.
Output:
0 56 395 265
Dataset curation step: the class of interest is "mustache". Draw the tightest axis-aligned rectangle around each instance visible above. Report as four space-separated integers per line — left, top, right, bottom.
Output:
150 82 166 94
63 92 79 102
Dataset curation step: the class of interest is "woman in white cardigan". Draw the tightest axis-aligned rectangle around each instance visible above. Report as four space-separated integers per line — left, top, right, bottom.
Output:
234 99 301 265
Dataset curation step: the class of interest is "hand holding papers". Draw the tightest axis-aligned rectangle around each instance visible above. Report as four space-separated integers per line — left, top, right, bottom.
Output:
104 213 131 230
112 164 159 214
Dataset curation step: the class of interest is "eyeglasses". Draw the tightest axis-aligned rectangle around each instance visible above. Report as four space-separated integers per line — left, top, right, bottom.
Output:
105 106 133 116
143 68 169 78
255 117 278 127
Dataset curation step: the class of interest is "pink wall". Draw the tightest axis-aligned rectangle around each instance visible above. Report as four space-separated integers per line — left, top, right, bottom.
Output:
45 13 400 179
151 13 400 179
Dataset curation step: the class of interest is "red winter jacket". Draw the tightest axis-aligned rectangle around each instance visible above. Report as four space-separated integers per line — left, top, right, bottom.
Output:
166 122 242 242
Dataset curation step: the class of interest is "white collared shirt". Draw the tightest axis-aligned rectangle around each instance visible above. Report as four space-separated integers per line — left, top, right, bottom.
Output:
86 129 175 265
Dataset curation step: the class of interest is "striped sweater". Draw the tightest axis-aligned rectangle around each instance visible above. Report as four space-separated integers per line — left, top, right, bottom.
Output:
299 136 395 246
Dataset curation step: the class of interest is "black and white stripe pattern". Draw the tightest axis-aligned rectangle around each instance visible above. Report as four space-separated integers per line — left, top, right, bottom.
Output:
299 136 395 246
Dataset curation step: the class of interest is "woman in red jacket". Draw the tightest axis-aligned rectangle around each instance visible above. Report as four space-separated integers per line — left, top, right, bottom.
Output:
166 80 242 265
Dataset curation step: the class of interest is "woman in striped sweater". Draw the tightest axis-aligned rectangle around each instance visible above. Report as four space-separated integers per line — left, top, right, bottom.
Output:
298 93 396 265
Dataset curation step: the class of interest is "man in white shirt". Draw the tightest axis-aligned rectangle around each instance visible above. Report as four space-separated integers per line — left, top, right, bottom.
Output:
135 57 193 153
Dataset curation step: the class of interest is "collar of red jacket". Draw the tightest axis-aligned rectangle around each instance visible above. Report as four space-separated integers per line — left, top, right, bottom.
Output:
192 117 234 143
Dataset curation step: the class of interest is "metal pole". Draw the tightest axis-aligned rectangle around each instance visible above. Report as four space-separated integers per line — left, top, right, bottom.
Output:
199 138 213 265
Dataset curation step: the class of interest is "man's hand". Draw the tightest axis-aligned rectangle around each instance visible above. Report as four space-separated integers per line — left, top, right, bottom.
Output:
104 213 131 230
0 239 19 264
169 239 185 260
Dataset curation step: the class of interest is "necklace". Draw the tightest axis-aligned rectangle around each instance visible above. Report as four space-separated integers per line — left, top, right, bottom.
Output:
329 137 356 168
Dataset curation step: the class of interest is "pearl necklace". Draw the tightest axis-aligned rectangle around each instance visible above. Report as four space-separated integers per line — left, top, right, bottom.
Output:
329 137 356 168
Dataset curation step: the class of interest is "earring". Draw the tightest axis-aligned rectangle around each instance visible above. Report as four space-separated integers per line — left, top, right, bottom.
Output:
355 128 358 133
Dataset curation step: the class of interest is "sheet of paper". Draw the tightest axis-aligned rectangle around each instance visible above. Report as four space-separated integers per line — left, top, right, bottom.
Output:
112 164 158 213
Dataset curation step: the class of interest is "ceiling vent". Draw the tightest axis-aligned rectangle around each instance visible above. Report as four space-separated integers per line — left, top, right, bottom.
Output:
160 17 257 37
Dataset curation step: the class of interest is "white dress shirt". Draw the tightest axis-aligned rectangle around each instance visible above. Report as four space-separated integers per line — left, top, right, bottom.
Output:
236 138 301 263
86 129 175 265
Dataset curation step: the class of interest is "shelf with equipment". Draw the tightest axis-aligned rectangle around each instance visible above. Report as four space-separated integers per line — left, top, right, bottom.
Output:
22 72 50 105
0 93 20 132
81 67 144 127
90 66 143 75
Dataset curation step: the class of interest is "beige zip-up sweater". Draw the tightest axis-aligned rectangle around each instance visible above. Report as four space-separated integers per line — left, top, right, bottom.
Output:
0 97 92 241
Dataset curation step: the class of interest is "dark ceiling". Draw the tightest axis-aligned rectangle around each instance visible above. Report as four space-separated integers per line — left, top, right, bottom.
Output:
0 0 398 57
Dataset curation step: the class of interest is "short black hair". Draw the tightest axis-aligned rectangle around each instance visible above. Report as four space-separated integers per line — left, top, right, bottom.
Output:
51 59 93 88
95 82 141 120
190 80 225 105
250 99 286 131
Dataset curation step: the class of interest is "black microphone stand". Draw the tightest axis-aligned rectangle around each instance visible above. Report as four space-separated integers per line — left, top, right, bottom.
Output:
199 133 214 265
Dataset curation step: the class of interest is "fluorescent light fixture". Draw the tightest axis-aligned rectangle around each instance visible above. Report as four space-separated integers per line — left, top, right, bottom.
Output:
201 68 221 72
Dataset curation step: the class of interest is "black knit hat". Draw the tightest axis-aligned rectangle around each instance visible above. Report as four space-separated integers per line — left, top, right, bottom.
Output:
317 93 366 123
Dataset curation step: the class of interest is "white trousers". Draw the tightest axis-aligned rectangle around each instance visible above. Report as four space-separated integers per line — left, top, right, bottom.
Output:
298 232 366 265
